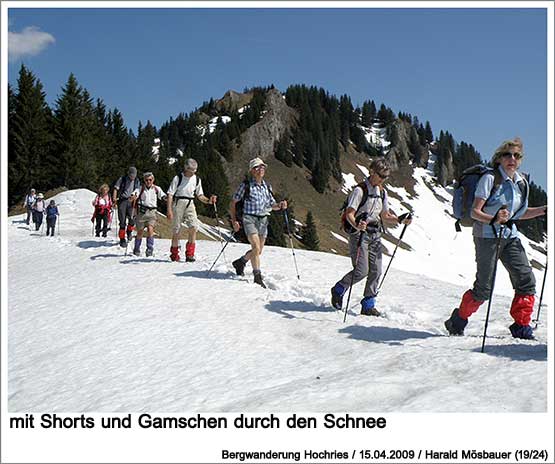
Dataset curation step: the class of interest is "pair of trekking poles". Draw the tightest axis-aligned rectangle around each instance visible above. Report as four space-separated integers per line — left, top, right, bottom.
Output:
342 213 412 323
480 206 548 352
206 207 300 279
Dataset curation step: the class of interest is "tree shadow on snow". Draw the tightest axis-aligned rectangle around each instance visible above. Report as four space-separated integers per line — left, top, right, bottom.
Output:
339 325 439 346
90 253 125 260
78 240 117 249
475 343 547 361
11 219 27 225
119 258 169 264
265 300 331 319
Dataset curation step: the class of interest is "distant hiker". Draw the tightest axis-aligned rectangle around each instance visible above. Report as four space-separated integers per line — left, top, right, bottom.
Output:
92 184 113 237
230 157 287 288
166 158 217 262
113 167 141 247
444 137 547 340
130 172 166 257
24 188 36 225
45 200 59 237
32 193 46 231
330 159 411 316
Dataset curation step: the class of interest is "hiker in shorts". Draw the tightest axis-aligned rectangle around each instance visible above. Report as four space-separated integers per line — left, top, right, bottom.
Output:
130 172 166 257
230 157 288 288
24 188 36 225
444 137 547 340
330 159 412 316
113 166 141 247
166 158 217 262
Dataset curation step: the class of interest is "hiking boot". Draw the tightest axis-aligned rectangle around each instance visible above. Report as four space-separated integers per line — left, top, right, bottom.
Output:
95 232 100 237
253 272 267 289
185 255 196 262
361 307 381 317
232 258 246 276
102 232 107 237
509 322 535 340
133 249 141 257
444 308 468 335
146 248 153 257
119 238 127 248
330 283 345 310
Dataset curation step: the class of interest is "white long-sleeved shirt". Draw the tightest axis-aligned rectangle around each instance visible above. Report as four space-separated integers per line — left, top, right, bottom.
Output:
132 185 166 208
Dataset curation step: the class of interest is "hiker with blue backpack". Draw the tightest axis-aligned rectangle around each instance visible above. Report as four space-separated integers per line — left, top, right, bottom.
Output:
331 159 412 316
445 137 547 340
230 157 287 288
166 158 217 262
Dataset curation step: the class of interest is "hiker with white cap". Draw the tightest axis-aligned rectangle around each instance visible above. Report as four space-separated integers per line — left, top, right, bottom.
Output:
166 158 217 262
129 171 166 257
113 166 141 247
32 193 46 231
24 188 36 225
230 157 287 288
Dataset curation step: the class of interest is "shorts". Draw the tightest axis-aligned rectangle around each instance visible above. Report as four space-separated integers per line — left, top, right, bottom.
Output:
243 214 269 238
172 199 198 233
136 209 157 229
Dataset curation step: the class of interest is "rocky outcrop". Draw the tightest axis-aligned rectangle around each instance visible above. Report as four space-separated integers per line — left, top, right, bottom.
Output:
385 120 412 170
225 88 298 182
215 90 253 113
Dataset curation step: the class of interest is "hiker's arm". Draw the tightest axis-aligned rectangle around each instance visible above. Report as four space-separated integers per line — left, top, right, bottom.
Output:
166 194 174 220
380 210 401 227
197 194 217 205
271 200 287 211
345 207 366 231
471 198 510 224
520 205 548 220
230 200 240 232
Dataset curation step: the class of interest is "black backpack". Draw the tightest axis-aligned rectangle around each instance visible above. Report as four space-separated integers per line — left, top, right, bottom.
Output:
114 175 140 200
340 182 385 234
235 178 273 224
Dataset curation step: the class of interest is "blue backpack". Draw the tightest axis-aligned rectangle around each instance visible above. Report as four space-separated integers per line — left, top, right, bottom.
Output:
452 165 503 231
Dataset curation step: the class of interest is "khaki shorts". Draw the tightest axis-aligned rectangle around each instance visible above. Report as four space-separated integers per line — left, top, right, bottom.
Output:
135 209 157 229
172 199 198 233
243 214 269 238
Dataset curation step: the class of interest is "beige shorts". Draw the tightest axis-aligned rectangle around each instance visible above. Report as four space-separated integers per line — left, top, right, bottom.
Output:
172 199 198 233
135 209 157 229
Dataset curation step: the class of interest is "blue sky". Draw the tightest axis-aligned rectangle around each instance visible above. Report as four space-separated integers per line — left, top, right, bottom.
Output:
7 7 549 188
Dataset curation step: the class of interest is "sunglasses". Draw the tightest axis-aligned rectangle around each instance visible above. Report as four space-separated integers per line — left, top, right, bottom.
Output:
376 171 389 180
254 165 266 171
501 152 522 160
145 178 154 182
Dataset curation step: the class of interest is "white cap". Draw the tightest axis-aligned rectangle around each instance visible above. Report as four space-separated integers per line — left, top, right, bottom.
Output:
249 157 267 170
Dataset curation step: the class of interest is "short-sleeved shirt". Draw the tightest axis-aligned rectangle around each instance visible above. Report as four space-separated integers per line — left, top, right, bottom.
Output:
233 179 276 216
167 174 204 198
133 185 166 208
347 179 388 225
473 166 527 239
114 176 140 199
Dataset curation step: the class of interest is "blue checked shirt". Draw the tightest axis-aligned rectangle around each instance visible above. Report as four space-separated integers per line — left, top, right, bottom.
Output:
233 179 277 216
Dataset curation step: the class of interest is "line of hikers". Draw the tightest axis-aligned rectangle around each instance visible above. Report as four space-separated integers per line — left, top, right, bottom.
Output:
29 136 546 340
24 189 59 236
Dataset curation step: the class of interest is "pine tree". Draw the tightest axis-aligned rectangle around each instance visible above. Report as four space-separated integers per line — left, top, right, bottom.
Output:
8 65 54 205
302 211 320 250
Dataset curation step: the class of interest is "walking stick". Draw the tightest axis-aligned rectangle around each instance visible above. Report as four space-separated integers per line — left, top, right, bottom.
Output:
534 260 547 329
206 232 236 276
481 221 506 353
343 232 364 323
377 213 412 293
213 203 227 264
283 209 300 280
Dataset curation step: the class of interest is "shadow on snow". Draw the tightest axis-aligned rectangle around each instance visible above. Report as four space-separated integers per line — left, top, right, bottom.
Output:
475 343 547 361
339 324 440 346
265 300 332 319
78 240 118 249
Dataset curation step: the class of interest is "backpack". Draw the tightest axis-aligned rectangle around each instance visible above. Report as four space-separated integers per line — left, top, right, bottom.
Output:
452 165 527 231
340 182 385 234
235 178 273 224
114 175 140 200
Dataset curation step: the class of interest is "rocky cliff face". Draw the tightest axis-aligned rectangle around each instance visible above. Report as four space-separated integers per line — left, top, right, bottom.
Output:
224 88 298 182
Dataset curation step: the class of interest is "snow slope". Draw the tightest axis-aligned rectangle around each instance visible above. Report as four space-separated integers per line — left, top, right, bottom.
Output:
7 189 548 412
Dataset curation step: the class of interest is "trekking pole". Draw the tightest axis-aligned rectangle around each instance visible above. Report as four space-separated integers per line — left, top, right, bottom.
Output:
206 232 236 276
377 213 412 293
481 211 507 353
533 259 547 329
343 232 364 323
213 203 228 265
283 208 300 280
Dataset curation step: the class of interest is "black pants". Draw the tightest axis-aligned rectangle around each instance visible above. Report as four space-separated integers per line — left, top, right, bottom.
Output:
46 217 57 236
95 211 109 236
33 211 43 230
117 199 135 231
